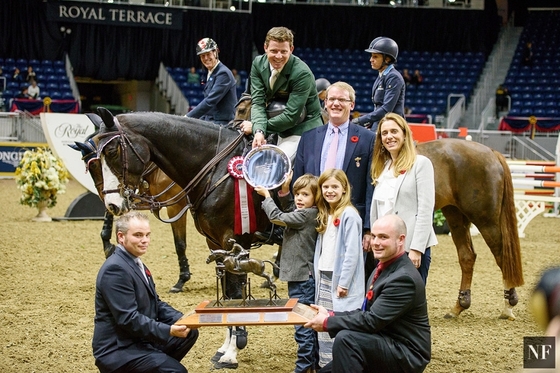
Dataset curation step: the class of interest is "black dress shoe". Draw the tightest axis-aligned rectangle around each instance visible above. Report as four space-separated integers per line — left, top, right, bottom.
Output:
254 226 284 246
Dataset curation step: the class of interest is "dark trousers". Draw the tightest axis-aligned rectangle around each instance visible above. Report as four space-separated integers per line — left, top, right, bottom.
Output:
288 277 318 373
113 329 199 373
318 330 402 373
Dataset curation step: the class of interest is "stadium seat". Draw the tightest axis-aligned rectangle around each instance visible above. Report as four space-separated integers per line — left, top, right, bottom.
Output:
49 91 62 99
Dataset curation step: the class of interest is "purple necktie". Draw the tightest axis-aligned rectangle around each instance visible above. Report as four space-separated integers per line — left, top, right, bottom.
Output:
325 127 339 170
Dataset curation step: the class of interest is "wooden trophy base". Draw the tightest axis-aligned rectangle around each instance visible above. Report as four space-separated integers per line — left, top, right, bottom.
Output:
175 298 317 328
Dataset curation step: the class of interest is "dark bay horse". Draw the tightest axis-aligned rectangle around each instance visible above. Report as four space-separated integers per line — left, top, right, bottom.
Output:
71 117 191 293
234 97 524 320
93 107 272 368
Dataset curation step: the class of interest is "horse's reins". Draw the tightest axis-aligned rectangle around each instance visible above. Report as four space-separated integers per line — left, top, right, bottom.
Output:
96 116 246 224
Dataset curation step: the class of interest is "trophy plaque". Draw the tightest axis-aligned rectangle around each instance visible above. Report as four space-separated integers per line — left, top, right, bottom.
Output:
242 145 291 189
175 239 317 328
176 298 317 328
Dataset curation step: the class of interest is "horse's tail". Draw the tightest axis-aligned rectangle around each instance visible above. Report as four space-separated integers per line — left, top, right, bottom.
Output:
263 260 280 270
495 150 524 288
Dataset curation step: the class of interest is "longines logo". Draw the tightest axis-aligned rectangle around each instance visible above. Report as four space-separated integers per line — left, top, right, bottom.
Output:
54 122 89 139
0 150 26 168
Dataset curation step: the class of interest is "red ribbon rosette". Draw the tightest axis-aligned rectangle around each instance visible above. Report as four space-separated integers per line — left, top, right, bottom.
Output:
227 156 244 179
228 156 256 235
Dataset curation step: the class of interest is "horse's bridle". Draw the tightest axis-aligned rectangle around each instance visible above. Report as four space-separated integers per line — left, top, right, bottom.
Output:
95 116 247 223
95 117 150 204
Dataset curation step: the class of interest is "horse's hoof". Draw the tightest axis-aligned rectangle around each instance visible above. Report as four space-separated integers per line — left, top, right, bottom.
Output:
169 286 182 293
443 312 457 319
213 361 238 369
499 313 516 321
234 326 248 349
211 351 224 363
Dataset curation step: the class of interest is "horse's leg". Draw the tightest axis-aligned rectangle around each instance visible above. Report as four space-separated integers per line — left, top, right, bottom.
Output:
214 272 248 369
101 210 116 259
475 216 521 321
442 206 476 319
169 215 191 293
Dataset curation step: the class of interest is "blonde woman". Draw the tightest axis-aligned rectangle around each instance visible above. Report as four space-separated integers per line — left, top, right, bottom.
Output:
369 113 437 284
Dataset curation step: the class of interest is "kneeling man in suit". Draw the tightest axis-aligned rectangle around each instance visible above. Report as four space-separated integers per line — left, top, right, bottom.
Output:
93 211 198 373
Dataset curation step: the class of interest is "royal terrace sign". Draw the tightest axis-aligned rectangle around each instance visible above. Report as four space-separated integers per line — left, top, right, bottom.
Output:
47 1 183 30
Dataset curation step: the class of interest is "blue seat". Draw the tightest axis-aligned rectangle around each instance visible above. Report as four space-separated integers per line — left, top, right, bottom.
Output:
41 60 53 68
46 82 59 90
61 91 74 100
53 60 65 67
2 89 15 99
49 91 62 99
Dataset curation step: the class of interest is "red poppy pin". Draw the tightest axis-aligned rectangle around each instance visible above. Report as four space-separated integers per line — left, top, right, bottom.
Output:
366 289 373 301
333 218 340 227
145 269 151 276
399 170 406 175
351 136 359 143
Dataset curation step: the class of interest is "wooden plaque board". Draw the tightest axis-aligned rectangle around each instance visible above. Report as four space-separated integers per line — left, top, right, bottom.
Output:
175 298 317 328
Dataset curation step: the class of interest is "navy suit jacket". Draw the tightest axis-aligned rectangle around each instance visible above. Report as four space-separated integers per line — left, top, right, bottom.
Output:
293 123 375 229
92 247 183 372
187 61 237 124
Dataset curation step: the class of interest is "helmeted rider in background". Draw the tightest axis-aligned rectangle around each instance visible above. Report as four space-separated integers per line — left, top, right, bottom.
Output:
316 77 331 124
352 37 405 132
186 37 238 125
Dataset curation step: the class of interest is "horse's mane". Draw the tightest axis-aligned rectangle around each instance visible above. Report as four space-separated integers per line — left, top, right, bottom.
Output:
116 111 240 136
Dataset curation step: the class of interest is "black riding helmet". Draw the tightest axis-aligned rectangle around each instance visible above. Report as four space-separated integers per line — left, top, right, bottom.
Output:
365 36 398 64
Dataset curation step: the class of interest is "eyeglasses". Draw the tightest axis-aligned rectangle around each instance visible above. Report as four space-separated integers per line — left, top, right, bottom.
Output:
326 97 353 104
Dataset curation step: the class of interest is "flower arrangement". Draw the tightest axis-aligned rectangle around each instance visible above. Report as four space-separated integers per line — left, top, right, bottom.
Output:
15 147 69 209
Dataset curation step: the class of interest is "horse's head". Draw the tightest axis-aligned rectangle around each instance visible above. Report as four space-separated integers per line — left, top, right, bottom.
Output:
69 113 106 198
206 250 218 264
94 107 151 215
233 93 252 125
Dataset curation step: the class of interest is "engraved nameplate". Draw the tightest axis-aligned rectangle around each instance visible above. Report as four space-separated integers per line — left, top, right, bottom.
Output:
264 312 288 322
199 314 223 323
292 303 317 320
227 313 260 323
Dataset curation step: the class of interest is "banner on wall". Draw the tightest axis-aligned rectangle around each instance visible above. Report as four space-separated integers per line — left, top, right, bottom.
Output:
40 113 98 195
46 1 183 30
0 142 47 177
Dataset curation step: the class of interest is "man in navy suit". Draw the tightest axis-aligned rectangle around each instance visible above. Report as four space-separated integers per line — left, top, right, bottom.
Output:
186 37 237 125
92 212 198 373
304 214 431 373
293 81 375 234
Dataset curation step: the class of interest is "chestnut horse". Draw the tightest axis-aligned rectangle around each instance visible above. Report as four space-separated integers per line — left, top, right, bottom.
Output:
234 96 524 320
